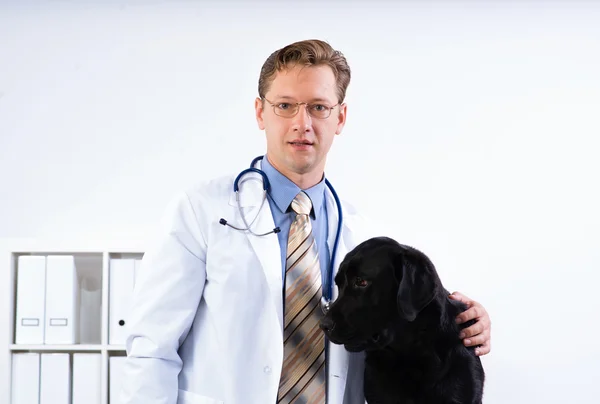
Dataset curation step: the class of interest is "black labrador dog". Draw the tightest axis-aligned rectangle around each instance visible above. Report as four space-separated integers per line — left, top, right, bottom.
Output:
320 236 485 404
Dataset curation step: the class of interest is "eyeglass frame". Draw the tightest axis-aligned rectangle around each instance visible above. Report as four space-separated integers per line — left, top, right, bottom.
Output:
261 97 340 119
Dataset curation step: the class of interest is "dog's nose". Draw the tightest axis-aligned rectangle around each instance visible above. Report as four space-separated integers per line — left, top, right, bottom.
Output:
319 316 336 333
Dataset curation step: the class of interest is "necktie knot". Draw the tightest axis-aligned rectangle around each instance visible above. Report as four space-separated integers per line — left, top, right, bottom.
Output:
290 191 312 216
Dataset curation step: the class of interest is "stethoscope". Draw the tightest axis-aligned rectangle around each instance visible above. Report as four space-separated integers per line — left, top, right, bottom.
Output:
219 155 343 314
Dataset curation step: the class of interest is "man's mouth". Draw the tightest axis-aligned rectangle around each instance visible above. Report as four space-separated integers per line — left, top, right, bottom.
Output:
289 140 313 146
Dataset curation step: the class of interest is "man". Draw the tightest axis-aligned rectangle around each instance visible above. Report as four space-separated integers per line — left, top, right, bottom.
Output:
120 39 491 404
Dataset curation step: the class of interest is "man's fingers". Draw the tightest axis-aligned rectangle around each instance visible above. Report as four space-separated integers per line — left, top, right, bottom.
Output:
455 306 483 324
449 291 470 303
449 291 492 356
475 340 491 356
463 332 487 347
459 321 484 339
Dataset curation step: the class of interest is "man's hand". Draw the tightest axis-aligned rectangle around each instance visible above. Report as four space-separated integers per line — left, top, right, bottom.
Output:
449 291 492 356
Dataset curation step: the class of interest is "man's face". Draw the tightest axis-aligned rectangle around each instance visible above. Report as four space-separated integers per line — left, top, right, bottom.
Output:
255 64 347 181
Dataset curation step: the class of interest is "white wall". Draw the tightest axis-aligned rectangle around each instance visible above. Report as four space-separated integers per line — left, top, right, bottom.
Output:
1 1 599 403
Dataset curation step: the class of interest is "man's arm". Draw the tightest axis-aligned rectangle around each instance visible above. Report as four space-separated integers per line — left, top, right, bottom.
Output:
120 191 208 404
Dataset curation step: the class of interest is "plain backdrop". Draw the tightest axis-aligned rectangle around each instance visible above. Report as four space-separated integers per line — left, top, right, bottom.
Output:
1 0 599 403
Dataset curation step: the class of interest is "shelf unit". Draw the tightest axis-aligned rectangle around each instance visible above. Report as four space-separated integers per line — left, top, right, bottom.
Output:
1 238 146 404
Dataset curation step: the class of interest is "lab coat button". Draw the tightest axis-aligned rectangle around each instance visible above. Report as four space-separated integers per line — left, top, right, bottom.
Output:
264 366 272 374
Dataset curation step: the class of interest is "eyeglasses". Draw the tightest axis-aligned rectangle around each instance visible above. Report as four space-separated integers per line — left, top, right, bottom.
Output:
262 97 339 119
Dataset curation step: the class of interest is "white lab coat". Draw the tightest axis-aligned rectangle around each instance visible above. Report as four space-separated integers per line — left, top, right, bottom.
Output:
120 167 373 404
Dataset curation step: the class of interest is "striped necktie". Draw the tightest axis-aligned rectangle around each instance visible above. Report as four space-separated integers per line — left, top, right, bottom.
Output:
278 191 326 404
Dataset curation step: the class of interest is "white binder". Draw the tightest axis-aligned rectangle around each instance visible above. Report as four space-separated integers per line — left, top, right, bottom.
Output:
45 255 80 344
134 258 142 286
40 353 71 404
15 255 46 344
109 356 127 404
11 353 40 404
109 258 136 345
72 353 102 404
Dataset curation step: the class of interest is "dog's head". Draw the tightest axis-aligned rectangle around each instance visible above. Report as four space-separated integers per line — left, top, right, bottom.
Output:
319 236 442 351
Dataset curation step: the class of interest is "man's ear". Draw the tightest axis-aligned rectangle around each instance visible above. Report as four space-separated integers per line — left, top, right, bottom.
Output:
255 97 265 130
335 102 347 135
395 248 439 322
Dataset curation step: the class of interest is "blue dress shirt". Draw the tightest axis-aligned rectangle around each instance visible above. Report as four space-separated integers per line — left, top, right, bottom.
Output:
260 155 330 288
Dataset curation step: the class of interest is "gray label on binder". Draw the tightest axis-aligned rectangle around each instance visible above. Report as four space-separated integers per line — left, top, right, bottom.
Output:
21 318 39 326
49 318 68 326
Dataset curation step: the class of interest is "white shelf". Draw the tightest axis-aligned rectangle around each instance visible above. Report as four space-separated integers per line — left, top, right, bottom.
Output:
10 344 103 351
9 344 127 352
1 238 145 404
105 345 126 351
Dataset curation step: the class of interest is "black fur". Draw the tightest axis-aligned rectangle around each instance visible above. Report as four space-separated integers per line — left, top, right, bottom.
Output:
320 236 485 404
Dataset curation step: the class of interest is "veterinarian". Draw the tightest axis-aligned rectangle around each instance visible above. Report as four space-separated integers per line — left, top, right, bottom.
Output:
119 39 492 404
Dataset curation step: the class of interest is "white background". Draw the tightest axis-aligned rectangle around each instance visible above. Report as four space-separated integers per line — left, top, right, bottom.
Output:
1 0 599 403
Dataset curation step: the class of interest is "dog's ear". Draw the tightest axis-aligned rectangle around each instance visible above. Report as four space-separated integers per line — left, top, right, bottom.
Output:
395 248 439 322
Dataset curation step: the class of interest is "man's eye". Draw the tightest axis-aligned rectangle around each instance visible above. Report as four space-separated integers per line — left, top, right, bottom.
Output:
277 103 290 110
310 104 327 111
354 277 369 288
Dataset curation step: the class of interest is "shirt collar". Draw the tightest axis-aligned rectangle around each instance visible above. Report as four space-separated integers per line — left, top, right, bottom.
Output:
260 154 326 219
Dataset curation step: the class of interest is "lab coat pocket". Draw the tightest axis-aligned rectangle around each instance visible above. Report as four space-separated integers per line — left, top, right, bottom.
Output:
177 389 224 404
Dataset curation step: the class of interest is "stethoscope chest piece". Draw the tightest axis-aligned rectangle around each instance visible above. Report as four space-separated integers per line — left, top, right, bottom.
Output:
320 296 330 315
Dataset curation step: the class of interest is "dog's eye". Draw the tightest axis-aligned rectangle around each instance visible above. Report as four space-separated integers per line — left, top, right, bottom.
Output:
354 277 369 288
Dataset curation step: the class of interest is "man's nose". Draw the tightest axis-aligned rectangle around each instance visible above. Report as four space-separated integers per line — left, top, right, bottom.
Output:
319 316 336 333
291 104 312 132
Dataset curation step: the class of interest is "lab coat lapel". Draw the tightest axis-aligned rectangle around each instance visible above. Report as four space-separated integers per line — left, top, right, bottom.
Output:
228 171 284 329
324 187 352 403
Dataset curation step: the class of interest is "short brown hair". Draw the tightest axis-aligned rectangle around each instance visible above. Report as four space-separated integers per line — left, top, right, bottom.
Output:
258 39 351 103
